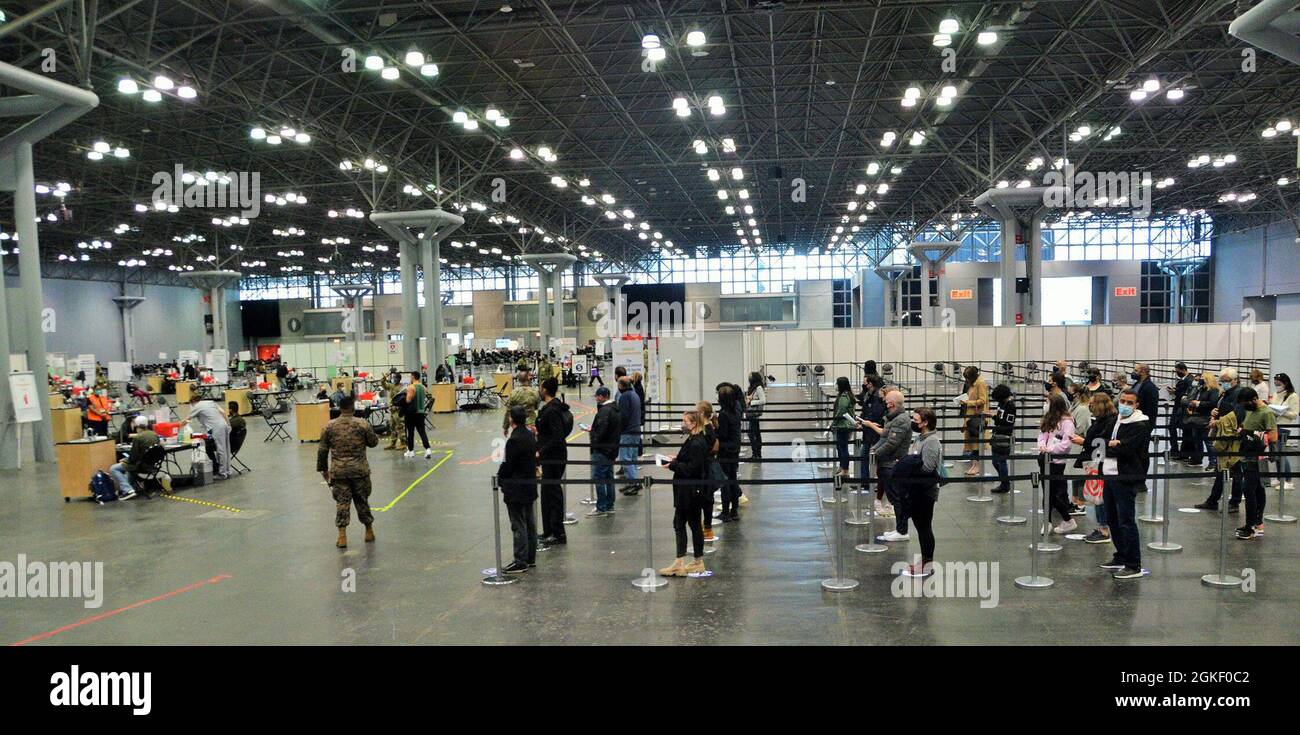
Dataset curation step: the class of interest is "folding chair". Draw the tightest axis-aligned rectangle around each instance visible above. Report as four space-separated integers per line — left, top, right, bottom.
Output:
424 394 436 432
261 406 291 442
132 444 168 498
229 424 252 473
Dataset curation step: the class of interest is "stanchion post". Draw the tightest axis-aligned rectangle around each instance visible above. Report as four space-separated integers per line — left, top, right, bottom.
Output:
822 473 860 591
1032 454 1062 552
1139 436 1163 523
855 451 886 553
967 442 991 503
998 449 1027 525
482 477 517 586
1014 470 1054 589
1149 449 1182 552
1201 468 1244 588
1265 453 1297 523
631 476 668 589
562 464 578 524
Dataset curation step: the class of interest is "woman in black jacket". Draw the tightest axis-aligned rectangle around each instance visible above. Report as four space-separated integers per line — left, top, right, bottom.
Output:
715 385 744 522
659 411 710 578
989 384 1017 493
1184 372 1219 466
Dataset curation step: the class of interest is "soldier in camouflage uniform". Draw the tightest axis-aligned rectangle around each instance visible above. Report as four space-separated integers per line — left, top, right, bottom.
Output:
381 374 406 451
317 395 380 548
503 369 541 433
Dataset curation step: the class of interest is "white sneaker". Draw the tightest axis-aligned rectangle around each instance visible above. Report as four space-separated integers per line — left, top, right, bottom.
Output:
118 491 137 501
584 508 606 517
1053 519 1078 534
878 530 909 542
424 449 433 459
1270 479 1281 487
403 450 415 458
1286 482 1295 490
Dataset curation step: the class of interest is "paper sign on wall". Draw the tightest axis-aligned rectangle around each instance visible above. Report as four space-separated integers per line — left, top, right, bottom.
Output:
158 353 168 361
8 372 43 423
178 350 200 365
108 361 133 382
612 337 645 375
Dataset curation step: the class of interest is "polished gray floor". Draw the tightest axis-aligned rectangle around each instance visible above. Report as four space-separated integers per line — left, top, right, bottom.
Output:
1 387 1296 645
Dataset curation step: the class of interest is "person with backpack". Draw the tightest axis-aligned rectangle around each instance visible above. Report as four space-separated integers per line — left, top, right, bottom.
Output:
403 371 432 459
897 407 943 578
536 378 573 545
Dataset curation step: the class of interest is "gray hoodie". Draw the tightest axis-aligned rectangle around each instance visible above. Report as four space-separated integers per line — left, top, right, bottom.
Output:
871 407 913 468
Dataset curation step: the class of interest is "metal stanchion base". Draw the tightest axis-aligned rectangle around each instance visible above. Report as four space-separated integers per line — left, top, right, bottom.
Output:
845 510 870 526
820 577 860 591
1138 515 1164 524
632 574 669 590
1201 574 1243 588
1264 513 1297 523
1177 507 1202 513
1064 533 1087 541
997 515 1027 525
854 542 887 553
820 495 848 504
1014 575 1054 589
966 493 993 503
1149 541 1183 552
1029 542 1063 552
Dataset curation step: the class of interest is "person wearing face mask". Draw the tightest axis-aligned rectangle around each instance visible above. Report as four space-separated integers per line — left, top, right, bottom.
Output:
1130 364 1159 434
899 407 943 578
1052 360 1074 393
658 411 710 578
587 386 621 517
1269 373 1297 491
1099 389 1152 580
989 384 1017 494
1073 392 1118 544
1184 372 1219 466
831 377 857 477
1066 386 1093 511
1235 387 1277 540
868 390 913 542
1085 368 1107 397
958 366 989 476
1167 362 1193 460
1250 369 1270 403
1194 395 1243 513
84 388 113 436
1037 393 1078 534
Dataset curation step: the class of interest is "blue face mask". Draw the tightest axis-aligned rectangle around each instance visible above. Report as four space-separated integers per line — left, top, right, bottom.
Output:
1118 404 1134 418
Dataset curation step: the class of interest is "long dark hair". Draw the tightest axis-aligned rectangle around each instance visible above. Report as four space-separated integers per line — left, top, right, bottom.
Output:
962 365 980 389
1039 393 1071 433
747 371 764 395
836 376 851 395
1276 372 1295 400
717 384 740 413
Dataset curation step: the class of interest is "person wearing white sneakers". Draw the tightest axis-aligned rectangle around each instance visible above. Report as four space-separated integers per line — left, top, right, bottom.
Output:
1269 373 1296 491
870 390 913 542
403 371 432 459
899 407 943 578
1038 393 1077 534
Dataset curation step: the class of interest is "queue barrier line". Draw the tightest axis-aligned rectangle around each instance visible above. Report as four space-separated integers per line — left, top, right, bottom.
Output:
374 450 454 512
160 493 243 513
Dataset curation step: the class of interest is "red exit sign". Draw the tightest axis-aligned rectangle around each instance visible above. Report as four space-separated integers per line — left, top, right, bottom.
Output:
1114 286 1137 297
949 289 973 300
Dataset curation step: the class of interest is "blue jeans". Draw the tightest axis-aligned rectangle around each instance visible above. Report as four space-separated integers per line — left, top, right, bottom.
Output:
835 429 851 471
618 432 640 481
1103 480 1141 568
109 463 135 496
593 456 615 512
991 455 1010 489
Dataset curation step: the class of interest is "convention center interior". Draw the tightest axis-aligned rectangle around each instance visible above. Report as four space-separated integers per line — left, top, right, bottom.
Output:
2 0 1300 657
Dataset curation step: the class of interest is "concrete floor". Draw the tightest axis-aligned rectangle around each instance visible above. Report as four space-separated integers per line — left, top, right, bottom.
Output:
1 386 1297 646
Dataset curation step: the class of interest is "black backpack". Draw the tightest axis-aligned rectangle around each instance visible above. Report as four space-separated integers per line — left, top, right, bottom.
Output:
559 404 574 438
391 389 408 413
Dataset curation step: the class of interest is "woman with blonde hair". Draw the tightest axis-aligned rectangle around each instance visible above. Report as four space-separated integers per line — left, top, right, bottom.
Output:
1250 368 1270 403
959 365 989 476
1184 371 1220 466
696 400 722 542
659 411 710 577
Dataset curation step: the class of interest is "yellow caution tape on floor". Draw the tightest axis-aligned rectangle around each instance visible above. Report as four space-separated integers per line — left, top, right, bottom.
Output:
160 494 243 513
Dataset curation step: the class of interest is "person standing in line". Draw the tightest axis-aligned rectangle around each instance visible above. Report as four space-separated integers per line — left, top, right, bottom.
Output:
616 376 643 495
587 386 621 517
1130 364 1160 449
1184 371 1219 466
988 384 1017 494
696 400 721 541
1235 387 1277 540
1073 392 1118 544
831 377 857 477
184 394 232 479
855 375 891 512
745 372 767 459
85 387 112 436
1066 385 1093 511
499 406 539 573
1269 373 1297 490
1052 360 1075 393
1037 393 1078 534
715 384 744 522
1099 389 1152 580
902 407 944 578
502 369 541 433
535 378 572 546
868 390 913 543
1167 362 1193 460
659 410 710 578
317 396 379 549
958 366 989 476
403 371 432 458
1195 396 1243 512
1250 369 1271 404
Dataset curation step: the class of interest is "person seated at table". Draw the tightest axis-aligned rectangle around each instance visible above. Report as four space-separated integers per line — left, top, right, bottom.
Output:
117 412 143 444
128 382 153 404
227 401 246 435
108 416 158 500
316 385 330 402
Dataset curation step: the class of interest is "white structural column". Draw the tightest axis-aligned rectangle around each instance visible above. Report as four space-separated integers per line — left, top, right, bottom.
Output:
521 254 577 353
179 271 241 353
399 241 421 371
331 285 372 374
112 294 146 363
872 265 910 327
370 209 464 375
13 143 55 461
593 273 631 339
973 185 1061 327
907 242 961 327
0 264 16 469
1025 213 1044 326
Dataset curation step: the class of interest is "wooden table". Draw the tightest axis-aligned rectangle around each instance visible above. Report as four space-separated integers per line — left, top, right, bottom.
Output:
50 406 83 443
56 437 116 501
175 381 196 403
147 374 164 393
48 392 65 410
429 383 455 413
295 400 331 442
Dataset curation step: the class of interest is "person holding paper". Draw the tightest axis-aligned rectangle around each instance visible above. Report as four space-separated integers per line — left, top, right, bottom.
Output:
831 377 857 477
958 366 989 476
1268 373 1296 490
658 410 710 578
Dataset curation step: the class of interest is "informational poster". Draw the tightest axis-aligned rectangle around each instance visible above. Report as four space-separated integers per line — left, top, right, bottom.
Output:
9 354 27 373
178 350 200 365
612 337 644 375
238 350 252 361
8 372 42 423
387 341 399 354
206 349 229 369
332 345 355 367
495 338 513 349
47 355 66 376
74 354 95 378
158 353 168 361
573 357 587 375
644 337 662 405
107 361 132 382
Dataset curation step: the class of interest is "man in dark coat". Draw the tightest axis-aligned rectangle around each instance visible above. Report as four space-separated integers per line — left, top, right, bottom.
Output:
536 378 572 544
499 406 539 574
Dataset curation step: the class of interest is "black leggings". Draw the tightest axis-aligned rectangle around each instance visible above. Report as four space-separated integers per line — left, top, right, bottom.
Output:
910 492 937 562
719 459 740 517
405 413 430 450
1045 462 1073 523
747 418 762 457
674 506 704 559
